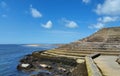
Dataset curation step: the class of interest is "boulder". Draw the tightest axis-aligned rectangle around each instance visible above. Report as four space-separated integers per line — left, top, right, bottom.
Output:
17 63 33 70
58 67 66 72
40 64 48 68
21 63 29 68
76 59 84 63
39 64 52 69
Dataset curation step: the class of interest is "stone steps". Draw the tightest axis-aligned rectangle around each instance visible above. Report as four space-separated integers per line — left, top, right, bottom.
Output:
41 52 84 59
43 51 88 57
46 50 120 56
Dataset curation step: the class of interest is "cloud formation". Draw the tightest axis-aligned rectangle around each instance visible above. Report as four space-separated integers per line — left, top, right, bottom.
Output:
30 5 42 18
95 0 120 15
98 16 119 23
41 20 52 29
63 19 78 28
89 23 104 29
91 0 120 30
89 16 120 29
82 0 90 4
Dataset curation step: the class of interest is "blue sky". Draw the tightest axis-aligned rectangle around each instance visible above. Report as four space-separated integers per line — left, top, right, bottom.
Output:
0 0 120 44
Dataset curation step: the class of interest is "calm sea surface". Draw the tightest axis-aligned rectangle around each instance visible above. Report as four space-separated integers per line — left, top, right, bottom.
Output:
0 44 56 76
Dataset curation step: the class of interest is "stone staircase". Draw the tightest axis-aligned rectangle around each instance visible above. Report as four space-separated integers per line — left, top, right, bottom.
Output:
57 27 120 52
39 27 120 76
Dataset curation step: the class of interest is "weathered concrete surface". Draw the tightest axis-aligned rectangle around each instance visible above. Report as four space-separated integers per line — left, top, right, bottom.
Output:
85 57 102 76
94 56 120 76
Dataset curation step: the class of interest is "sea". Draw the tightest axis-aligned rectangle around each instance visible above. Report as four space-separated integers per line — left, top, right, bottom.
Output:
0 44 56 76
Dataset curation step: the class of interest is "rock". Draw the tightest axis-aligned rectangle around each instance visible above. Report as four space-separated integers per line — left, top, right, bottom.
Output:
70 68 74 72
76 59 84 63
17 51 77 75
17 64 22 70
20 55 34 63
39 64 52 69
46 65 52 69
40 64 48 68
35 71 52 76
17 63 34 70
21 63 30 68
58 67 66 72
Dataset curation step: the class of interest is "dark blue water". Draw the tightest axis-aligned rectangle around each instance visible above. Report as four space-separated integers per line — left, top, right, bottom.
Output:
0 44 56 76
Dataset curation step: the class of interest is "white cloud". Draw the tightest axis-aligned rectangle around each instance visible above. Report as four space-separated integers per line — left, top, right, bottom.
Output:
95 0 120 15
98 16 119 23
63 19 78 28
0 1 7 8
91 0 120 30
89 23 104 29
82 0 90 4
41 20 52 29
30 5 42 18
90 16 119 29
94 23 104 29
66 21 78 28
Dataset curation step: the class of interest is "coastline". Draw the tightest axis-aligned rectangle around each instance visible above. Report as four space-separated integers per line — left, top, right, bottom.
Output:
17 27 120 76
17 49 88 76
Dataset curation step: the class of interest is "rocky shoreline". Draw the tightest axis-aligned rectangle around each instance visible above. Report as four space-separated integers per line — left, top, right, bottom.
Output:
17 27 120 76
17 50 87 76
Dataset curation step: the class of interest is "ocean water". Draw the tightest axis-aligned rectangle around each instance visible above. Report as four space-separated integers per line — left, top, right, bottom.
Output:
0 44 56 76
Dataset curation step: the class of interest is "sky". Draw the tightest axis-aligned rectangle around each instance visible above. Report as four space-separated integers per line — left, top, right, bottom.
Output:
0 0 120 44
